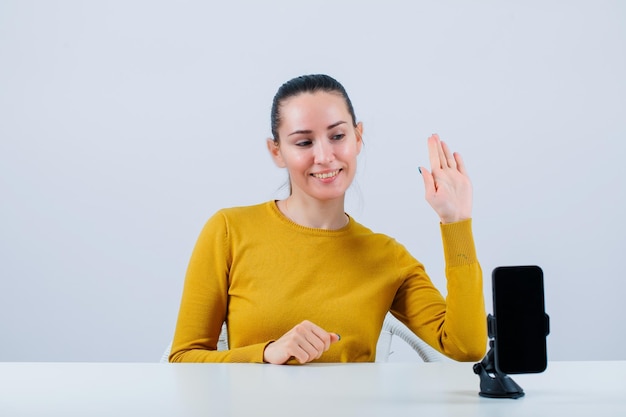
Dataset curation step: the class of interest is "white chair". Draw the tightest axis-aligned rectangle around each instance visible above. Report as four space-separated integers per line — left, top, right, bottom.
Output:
375 313 445 362
160 312 445 363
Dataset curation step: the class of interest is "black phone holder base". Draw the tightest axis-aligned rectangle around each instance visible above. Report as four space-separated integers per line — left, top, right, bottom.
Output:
473 339 525 399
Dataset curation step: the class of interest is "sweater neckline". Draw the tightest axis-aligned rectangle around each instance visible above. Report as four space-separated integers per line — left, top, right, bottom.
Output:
268 200 353 236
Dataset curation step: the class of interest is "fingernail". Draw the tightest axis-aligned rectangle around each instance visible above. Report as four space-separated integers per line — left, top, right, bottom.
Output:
418 167 422 174
336 334 341 341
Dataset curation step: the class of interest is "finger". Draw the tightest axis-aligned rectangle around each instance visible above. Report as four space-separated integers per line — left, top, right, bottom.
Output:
427 134 441 170
316 334 340 358
420 167 436 198
290 322 324 360
307 331 341 359
435 136 448 168
440 140 457 169
304 333 327 359
454 152 468 176
308 325 335 354
297 321 341 360
291 344 312 364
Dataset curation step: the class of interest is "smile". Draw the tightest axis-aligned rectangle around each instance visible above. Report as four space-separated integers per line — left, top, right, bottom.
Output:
311 169 341 179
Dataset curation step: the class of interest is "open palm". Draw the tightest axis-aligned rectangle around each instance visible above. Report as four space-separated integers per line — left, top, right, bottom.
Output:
419 134 473 224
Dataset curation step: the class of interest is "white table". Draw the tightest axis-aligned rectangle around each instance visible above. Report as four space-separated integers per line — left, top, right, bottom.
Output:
1 361 624 416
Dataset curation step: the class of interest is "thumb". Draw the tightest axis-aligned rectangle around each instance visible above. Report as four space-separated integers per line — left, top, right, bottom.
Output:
419 166 436 197
330 333 341 343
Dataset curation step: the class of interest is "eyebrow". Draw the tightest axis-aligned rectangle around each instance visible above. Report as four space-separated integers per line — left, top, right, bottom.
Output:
288 121 347 137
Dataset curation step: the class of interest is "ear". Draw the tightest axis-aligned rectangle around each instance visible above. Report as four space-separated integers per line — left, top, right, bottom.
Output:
266 138 286 168
355 122 364 155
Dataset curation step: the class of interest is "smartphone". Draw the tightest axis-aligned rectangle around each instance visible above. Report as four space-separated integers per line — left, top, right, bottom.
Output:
492 265 549 374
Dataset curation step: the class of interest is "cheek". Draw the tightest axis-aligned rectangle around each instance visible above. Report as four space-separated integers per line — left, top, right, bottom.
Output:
283 152 310 173
338 144 360 164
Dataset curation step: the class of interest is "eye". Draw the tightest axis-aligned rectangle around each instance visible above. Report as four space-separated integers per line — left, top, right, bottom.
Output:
331 134 345 141
295 139 312 147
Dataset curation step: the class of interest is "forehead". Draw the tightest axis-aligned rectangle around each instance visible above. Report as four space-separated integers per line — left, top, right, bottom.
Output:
278 91 350 129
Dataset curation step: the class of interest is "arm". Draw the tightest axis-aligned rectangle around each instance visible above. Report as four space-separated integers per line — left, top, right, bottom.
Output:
439 219 487 359
390 220 487 361
169 212 268 363
390 222 486 361
390 134 486 360
169 211 341 364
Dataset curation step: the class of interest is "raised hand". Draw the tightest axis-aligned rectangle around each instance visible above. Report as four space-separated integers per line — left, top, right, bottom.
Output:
419 134 473 224
263 320 340 365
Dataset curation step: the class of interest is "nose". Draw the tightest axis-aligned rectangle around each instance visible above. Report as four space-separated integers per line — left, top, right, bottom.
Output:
313 140 334 165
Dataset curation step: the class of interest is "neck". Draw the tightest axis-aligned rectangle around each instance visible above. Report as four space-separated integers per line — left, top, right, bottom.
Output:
278 195 348 230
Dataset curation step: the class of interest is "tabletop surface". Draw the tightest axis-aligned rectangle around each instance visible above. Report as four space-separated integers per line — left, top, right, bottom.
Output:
1 360 625 417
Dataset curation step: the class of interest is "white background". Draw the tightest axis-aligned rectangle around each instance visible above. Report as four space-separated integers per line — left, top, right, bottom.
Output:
1 1 624 362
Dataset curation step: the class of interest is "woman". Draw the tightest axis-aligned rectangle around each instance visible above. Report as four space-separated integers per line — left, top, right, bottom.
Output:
169 74 486 364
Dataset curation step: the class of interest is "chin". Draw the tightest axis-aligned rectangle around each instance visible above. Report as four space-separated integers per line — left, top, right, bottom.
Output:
310 190 348 202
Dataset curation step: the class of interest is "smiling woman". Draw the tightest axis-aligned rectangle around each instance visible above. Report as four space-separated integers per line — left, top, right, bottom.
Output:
267 90 363 229
169 74 487 365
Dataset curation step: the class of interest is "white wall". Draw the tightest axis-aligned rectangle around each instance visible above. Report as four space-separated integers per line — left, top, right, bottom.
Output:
1 0 624 362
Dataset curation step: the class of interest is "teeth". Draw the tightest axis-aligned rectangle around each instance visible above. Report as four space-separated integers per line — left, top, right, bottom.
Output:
313 170 340 179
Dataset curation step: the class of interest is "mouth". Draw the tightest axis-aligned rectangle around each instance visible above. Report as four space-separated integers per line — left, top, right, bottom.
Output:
311 169 341 180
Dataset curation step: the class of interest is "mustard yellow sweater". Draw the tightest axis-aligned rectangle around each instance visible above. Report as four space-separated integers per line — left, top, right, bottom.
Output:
170 201 486 363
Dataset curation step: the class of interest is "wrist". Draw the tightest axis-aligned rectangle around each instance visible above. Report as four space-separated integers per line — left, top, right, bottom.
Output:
440 215 470 224
262 341 275 364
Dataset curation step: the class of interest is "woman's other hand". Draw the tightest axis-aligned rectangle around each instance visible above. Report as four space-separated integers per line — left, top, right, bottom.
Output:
419 134 473 224
263 320 340 364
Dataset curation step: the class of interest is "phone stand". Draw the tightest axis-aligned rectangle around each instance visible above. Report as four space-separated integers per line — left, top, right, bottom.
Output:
473 339 525 399
475 266 550 398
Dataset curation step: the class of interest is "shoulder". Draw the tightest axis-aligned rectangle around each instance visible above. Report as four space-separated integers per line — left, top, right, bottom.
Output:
201 201 276 235
215 201 270 219
193 202 273 247
348 218 407 252
347 218 423 271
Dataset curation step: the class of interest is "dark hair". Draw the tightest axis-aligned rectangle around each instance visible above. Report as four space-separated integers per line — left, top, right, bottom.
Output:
270 74 357 141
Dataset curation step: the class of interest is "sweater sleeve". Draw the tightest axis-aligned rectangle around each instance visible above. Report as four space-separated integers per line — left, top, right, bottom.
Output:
390 219 487 361
169 212 269 363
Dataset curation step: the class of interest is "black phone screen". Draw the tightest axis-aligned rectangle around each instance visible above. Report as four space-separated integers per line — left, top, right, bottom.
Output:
492 265 548 374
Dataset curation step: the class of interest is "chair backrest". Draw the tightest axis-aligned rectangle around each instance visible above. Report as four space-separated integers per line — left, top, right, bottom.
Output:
376 313 445 362
161 313 445 363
